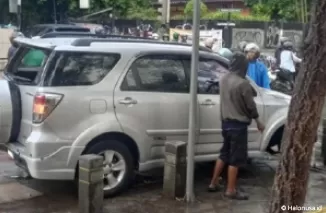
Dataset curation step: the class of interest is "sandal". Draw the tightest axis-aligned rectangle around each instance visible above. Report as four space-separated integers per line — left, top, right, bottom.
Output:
224 190 249 200
207 185 221 192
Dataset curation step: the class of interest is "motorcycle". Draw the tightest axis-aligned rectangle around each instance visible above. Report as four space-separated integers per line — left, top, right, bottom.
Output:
270 69 294 95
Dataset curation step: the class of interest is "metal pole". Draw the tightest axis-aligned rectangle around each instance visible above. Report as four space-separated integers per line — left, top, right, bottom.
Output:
17 0 21 31
186 0 200 203
52 0 57 24
166 0 171 27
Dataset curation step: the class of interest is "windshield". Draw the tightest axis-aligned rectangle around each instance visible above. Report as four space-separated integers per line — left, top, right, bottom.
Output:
5 45 51 85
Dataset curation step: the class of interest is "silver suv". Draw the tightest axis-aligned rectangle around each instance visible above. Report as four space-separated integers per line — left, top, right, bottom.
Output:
0 37 323 196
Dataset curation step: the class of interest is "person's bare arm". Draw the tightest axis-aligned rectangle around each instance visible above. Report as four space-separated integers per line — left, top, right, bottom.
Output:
292 53 302 63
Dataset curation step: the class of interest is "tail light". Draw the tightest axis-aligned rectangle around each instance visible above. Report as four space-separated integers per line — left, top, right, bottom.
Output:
33 93 63 123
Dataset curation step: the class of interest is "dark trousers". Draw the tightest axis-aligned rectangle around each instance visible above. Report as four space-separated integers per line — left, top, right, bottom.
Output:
219 128 248 167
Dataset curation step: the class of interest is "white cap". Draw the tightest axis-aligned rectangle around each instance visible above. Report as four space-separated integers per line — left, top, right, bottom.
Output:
244 42 260 53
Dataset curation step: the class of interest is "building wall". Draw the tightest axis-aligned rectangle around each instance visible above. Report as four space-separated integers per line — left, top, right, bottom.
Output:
0 29 13 59
171 1 247 17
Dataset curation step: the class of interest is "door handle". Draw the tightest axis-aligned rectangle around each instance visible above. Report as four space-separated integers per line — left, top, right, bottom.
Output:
200 99 216 106
119 97 137 105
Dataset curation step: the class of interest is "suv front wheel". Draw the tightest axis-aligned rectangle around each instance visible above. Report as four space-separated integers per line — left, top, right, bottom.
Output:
83 140 135 197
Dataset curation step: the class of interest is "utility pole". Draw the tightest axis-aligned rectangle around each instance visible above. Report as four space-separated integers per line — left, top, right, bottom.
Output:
186 0 200 203
157 0 170 26
52 0 57 24
166 0 170 27
17 0 21 30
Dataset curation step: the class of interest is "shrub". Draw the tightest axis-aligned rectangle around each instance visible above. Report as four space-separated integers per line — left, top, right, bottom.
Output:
203 12 270 21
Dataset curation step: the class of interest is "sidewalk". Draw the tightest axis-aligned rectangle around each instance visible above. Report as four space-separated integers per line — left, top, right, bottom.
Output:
103 160 326 213
0 159 325 213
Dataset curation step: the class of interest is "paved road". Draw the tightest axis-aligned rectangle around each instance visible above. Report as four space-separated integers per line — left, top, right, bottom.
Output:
0 150 325 213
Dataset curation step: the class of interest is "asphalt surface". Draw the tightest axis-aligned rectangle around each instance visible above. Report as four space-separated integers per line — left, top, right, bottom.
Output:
0 150 325 213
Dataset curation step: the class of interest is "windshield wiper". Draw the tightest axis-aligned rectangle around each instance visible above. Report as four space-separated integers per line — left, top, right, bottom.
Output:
12 75 32 83
6 73 32 84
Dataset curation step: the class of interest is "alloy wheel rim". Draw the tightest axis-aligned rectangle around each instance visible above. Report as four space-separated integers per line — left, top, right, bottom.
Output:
101 150 126 191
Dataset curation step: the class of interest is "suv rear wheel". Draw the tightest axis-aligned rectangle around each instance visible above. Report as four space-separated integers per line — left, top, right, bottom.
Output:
0 80 21 144
83 140 135 197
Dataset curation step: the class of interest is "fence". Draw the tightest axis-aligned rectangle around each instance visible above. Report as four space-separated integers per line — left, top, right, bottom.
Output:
102 19 306 50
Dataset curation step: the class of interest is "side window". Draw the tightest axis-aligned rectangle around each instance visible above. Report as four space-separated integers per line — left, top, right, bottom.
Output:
121 55 188 93
6 46 50 84
198 59 229 94
21 48 47 67
43 52 120 86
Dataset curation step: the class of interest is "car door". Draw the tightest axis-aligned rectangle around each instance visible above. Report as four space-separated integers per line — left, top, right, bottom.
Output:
196 58 228 155
196 58 264 155
114 53 193 161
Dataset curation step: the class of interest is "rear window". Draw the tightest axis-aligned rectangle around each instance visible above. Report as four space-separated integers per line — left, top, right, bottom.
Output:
24 26 48 37
43 52 120 86
5 46 51 85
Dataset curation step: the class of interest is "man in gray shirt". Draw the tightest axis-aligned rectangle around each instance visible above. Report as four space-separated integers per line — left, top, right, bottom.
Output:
208 52 265 200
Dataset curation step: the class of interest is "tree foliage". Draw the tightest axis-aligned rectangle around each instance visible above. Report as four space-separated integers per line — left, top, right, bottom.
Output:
245 0 311 21
68 0 152 17
184 0 208 19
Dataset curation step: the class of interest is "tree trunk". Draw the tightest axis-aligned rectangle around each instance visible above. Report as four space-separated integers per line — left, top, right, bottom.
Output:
269 1 326 213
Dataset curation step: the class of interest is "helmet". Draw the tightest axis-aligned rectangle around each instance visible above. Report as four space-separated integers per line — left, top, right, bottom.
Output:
204 38 215 49
10 31 24 46
280 37 290 45
283 41 293 48
238 41 248 52
95 27 104 35
217 48 233 60
10 31 23 41
244 43 260 53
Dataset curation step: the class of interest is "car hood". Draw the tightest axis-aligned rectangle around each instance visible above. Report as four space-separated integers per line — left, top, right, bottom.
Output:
259 87 291 102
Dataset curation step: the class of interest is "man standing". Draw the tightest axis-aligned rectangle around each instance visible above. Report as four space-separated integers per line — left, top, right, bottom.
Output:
208 52 265 200
274 37 289 69
244 43 271 89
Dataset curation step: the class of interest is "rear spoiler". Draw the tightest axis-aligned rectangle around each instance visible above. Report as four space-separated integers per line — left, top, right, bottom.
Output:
14 37 55 49
40 32 152 40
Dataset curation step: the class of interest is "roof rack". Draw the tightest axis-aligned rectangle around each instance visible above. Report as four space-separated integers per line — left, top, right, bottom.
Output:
40 32 152 40
71 38 212 52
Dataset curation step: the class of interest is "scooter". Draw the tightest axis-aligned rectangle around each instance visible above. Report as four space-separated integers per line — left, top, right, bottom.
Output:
270 69 294 95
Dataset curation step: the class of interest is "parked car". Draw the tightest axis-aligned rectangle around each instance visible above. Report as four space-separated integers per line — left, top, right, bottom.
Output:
23 24 91 38
0 37 323 197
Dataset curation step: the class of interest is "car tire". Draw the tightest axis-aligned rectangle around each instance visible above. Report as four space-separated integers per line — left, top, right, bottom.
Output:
83 140 135 197
8 81 22 142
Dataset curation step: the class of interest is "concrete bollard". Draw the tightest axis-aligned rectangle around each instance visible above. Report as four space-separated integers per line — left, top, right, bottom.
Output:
79 154 104 213
163 141 187 199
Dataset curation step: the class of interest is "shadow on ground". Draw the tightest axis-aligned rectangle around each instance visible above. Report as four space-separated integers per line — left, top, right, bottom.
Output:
0 160 325 213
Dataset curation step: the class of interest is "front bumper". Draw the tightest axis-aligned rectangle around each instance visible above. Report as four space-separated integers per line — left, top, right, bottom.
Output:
7 142 82 180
